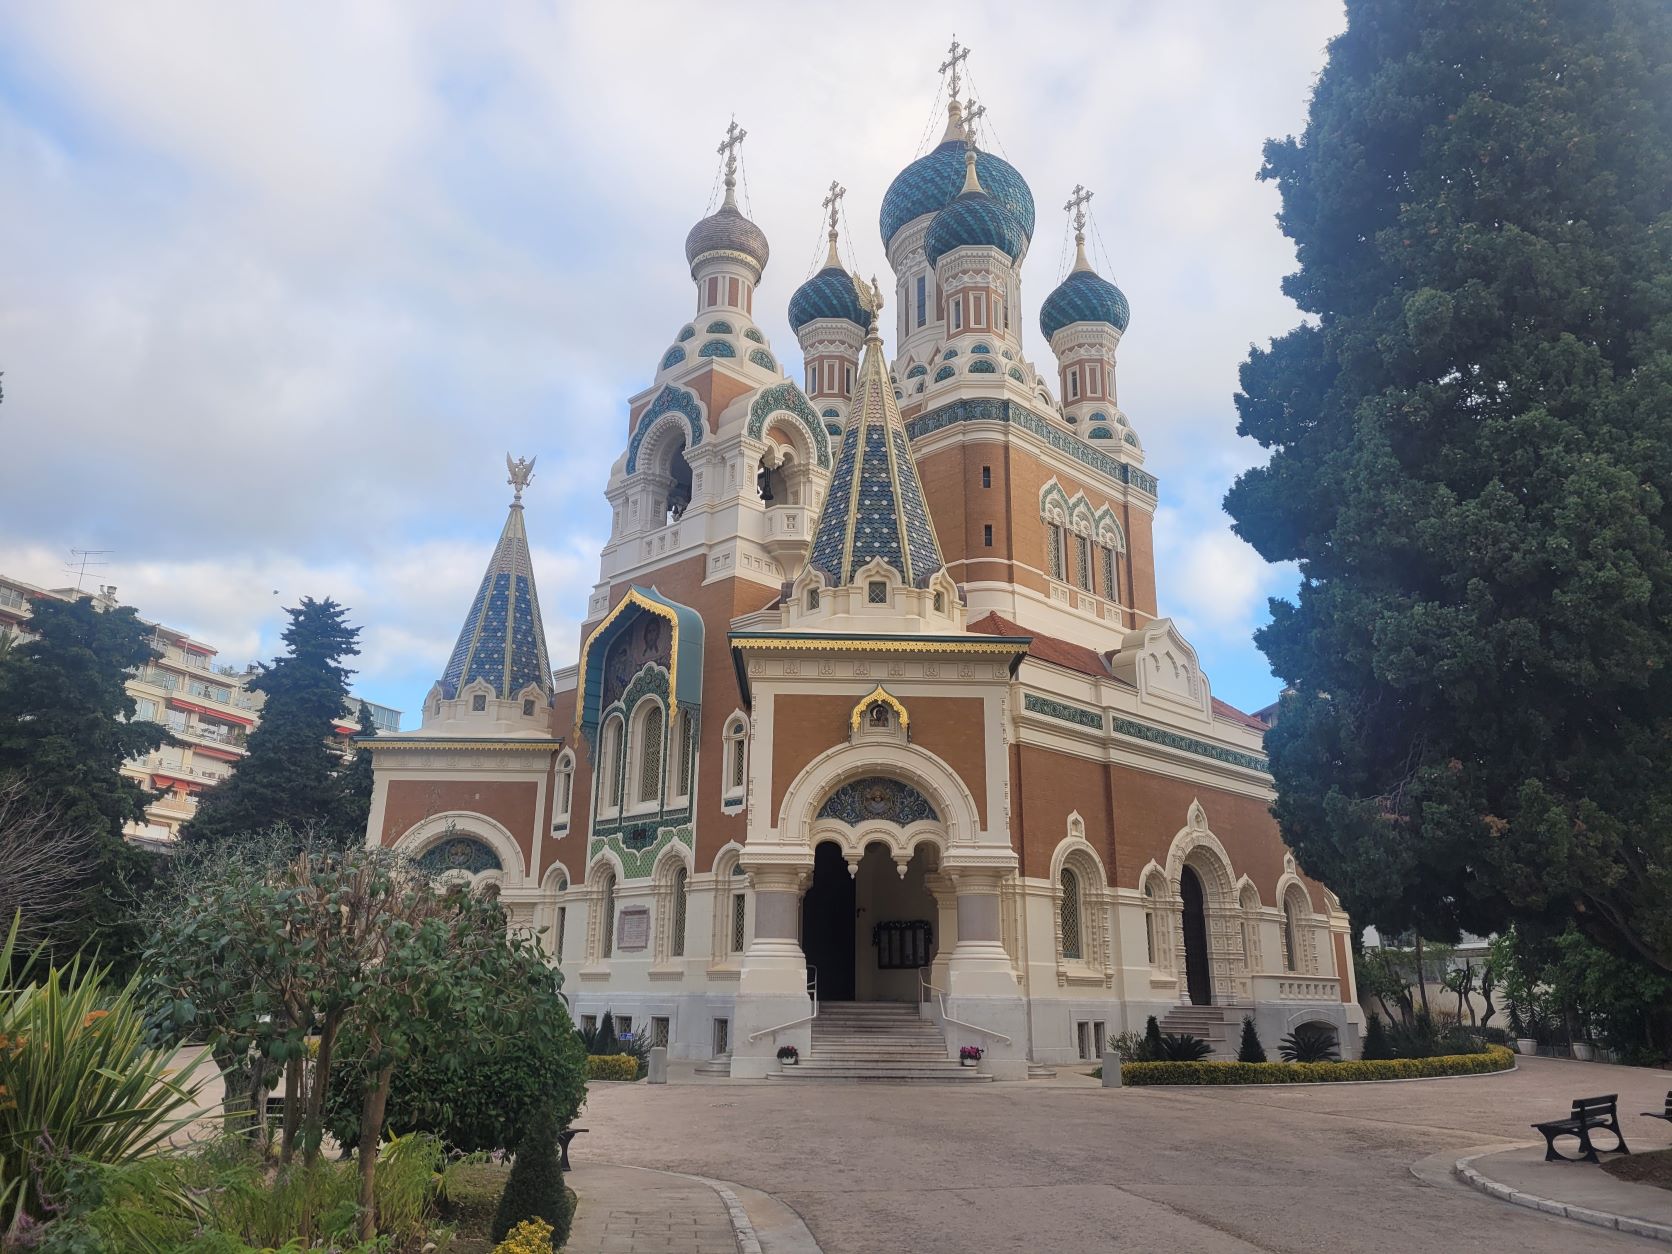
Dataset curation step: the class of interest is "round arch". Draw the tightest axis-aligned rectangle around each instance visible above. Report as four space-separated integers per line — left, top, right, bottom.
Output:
393 811 528 886
777 738 982 850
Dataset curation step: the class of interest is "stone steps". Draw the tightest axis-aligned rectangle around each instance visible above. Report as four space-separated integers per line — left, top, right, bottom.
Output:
774 1001 989 1083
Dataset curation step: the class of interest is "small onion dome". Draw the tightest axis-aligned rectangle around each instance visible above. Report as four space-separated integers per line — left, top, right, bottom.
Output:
1040 266 1131 340
685 193 770 274
880 141 1034 248
924 183 1026 267
789 266 872 333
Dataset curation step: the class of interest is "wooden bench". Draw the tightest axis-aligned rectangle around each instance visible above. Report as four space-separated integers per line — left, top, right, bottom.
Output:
1644 1091 1672 1125
557 1126 588 1172
1532 1094 1630 1163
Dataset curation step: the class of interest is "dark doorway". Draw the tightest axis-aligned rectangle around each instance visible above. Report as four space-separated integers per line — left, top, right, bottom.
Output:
1180 865 1212 1005
801 841 855 1001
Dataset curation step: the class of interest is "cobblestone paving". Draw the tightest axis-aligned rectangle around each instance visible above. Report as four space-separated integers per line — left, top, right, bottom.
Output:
566 1163 740 1254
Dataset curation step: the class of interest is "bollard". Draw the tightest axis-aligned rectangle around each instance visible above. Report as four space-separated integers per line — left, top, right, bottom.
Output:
1101 1048 1123 1088
647 1046 668 1085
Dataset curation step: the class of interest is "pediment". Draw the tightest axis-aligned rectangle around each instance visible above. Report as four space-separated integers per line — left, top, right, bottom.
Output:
1109 617 1212 726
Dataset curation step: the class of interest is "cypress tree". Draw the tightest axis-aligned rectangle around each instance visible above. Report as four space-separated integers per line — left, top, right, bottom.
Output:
183 597 360 847
1237 1016 1268 1064
1142 1015 1163 1062
1226 0 1672 974
491 1106 572 1246
330 701 378 849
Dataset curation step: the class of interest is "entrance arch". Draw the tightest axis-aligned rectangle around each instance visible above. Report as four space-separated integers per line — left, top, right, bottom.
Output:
802 841 856 1000
1181 864 1212 1005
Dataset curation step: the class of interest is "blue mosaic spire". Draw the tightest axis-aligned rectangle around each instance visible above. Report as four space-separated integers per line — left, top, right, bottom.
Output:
805 296 945 588
439 458 552 700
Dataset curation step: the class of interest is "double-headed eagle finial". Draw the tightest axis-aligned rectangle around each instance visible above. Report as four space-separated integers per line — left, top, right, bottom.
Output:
506 453 536 503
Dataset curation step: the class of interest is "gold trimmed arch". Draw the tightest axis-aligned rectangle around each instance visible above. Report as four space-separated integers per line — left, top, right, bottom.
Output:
850 685 910 733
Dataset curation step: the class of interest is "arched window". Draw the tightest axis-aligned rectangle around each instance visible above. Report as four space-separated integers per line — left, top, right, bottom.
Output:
554 751 574 827
724 718 747 797
1143 876 1158 966
1099 544 1117 602
598 869 617 959
1059 867 1083 961
633 701 664 805
1283 891 1303 972
599 715 625 813
728 864 748 954
670 709 694 802
671 866 688 957
1073 532 1092 591
1046 522 1065 581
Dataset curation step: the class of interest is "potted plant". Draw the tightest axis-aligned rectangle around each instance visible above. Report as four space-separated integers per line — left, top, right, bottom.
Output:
1571 1040 1596 1062
776 1045 799 1067
1508 1004 1537 1056
959 1045 983 1068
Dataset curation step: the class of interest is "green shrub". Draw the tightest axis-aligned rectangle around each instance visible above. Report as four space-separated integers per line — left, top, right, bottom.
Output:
1236 1017 1267 1063
1122 1044 1515 1086
492 1108 572 1247
438 1159 509 1238
1108 1030 1150 1062
495 1217 555 1253
1279 1024 1340 1063
1386 1009 1443 1059
1143 1015 1163 1059
1361 1014 1394 1060
1157 1032 1213 1061
587 1053 641 1082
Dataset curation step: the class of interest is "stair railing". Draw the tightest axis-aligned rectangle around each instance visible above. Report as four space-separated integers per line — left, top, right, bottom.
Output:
746 964 818 1043
918 966 1012 1045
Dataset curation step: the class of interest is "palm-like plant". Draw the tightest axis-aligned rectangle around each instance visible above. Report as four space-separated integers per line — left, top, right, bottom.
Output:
1157 1032 1213 1062
1278 1024 1340 1063
0 914 202 1220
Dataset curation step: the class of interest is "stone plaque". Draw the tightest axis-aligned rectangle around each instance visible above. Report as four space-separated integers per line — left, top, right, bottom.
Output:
616 906 651 952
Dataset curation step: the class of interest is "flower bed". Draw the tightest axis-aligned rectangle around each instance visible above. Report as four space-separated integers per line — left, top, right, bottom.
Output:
1120 1044 1515 1086
586 1053 642 1082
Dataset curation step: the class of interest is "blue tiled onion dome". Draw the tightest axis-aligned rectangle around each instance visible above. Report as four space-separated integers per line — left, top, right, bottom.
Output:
685 201 770 272
788 266 873 333
1039 268 1131 339
924 188 1026 266
880 142 1035 246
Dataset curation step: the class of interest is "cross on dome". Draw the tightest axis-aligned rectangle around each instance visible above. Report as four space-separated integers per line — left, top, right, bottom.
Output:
822 180 845 232
962 98 986 150
1065 183 1096 271
717 118 747 196
938 37 971 99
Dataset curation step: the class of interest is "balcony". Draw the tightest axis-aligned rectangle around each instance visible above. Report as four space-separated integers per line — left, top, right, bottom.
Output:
1249 973 1341 1003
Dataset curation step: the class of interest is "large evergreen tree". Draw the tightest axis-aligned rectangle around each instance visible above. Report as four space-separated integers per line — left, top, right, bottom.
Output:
183 597 361 847
1226 0 1672 972
331 700 378 846
0 595 167 961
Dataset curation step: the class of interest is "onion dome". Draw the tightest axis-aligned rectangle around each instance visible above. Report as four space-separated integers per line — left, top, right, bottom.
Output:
685 123 769 274
880 126 1034 247
924 148 1026 266
789 215 872 332
1040 259 1130 340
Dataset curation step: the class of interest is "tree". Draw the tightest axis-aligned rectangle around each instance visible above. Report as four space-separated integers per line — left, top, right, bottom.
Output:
1236 1016 1268 1063
491 1106 571 1246
332 700 378 845
0 777 95 950
0 595 166 963
1361 1014 1394 1061
183 597 360 848
1224 0 1672 974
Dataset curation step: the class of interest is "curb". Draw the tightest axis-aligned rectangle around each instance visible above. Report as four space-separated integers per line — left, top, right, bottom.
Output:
1454 1150 1672 1244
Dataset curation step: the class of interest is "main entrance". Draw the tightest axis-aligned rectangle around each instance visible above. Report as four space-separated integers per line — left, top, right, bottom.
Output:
1181 864 1213 1005
801 840 939 1003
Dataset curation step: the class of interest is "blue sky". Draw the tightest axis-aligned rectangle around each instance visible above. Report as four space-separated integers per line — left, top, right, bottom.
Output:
0 2 1345 725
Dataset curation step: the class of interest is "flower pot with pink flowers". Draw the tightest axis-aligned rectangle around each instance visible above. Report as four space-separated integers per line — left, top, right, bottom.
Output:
960 1045 983 1068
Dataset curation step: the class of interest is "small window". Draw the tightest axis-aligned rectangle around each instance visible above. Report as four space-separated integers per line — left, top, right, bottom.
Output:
471 693 487 712
713 1018 730 1056
807 588 820 610
1100 545 1117 602
616 1014 633 1038
581 1014 597 1034
844 365 852 392
1069 369 1080 400
600 871 617 959
915 275 926 328
868 581 888 604
725 719 746 793
1075 534 1091 591
983 524 993 547
636 703 664 804
651 1016 670 1048
981 465 991 488
671 868 688 957
951 299 962 331
730 870 748 954
1047 523 1065 581
1060 867 1083 960
707 277 719 307
522 698 536 716
972 292 986 327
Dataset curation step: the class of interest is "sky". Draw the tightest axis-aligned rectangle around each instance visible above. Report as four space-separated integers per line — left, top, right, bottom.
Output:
0 2 1346 725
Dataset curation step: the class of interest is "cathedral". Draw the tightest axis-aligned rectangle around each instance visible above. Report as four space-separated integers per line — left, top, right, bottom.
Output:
364 54 1361 1078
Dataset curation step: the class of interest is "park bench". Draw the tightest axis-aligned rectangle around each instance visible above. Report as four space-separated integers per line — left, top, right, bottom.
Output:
557 1126 588 1172
1644 1091 1672 1126
1532 1094 1630 1164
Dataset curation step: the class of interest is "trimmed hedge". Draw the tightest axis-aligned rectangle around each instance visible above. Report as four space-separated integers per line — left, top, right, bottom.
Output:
587 1053 641 1082
1120 1045 1515 1086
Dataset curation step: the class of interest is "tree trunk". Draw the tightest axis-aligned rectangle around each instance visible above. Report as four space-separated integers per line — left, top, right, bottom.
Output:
212 1040 257 1142
280 1054 302 1164
301 1010 341 1169
356 1061 396 1242
1413 937 1432 1017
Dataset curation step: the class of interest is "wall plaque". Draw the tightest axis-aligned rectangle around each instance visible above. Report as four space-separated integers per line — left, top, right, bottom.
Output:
616 906 651 952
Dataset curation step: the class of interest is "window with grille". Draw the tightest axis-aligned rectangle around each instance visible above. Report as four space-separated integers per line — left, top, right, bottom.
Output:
984 524 993 547
726 721 745 792
555 906 566 965
600 873 616 958
675 713 693 797
581 1015 597 1034
713 1018 730 1056
915 276 926 327
636 703 664 804
651 1016 670 1048
1074 534 1091 590
1100 545 1117 601
671 868 688 957
556 754 573 822
1059 867 1083 960
868 581 888 604
616 1015 633 1039
1047 523 1065 580
602 718 624 810
1283 899 1299 971
730 867 747 953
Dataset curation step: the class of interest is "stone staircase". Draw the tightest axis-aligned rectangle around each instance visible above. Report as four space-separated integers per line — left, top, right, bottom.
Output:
1160 1004 1234 1057
771 1001 991 1083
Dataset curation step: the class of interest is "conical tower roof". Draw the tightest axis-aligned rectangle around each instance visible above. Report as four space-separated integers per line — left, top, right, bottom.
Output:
439 461 552 700
805 298 945 588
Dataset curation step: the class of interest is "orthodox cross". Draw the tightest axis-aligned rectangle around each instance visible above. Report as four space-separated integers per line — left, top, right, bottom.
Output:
717 118 747 190
1065 184 1094 239
939 38 971 99
963 97 986 150
822 180 846 234
506 453 536 502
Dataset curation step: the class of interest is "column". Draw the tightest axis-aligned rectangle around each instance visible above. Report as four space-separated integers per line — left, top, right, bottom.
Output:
731 861 812 1079
940 863 1029 1077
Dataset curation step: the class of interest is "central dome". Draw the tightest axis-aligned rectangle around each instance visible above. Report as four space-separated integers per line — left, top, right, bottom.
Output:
880 141 1035 247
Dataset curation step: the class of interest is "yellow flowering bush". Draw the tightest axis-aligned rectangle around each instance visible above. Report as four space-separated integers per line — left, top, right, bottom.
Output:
1120 1044 1515 1086
494 1216 555 1252
586 1053 640 1081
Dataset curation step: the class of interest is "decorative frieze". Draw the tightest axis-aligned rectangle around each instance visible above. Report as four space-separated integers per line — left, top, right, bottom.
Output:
1111 717 1268 773
589 822 694 881
1023 693 1103 729
907 398 1160 496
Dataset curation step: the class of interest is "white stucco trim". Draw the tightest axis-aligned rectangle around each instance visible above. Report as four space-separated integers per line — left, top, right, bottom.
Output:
393 811 529 885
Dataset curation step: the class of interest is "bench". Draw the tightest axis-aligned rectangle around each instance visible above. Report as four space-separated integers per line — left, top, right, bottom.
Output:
557 1126 588 1172
1644 1091 1672 1125
1532 1094 1630 1164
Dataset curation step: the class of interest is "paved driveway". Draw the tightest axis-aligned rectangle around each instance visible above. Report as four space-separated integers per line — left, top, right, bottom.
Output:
581 1056 1672 1252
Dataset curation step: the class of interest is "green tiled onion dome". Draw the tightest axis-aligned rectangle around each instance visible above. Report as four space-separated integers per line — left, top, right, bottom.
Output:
685 200 770 273
880 141 1035 247
789 266 873 333
924 188 1026 266
1040 268 1130 339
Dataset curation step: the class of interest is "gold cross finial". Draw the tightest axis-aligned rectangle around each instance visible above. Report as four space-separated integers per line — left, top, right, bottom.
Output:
1065 184 1094 238
939 37 971 99
717 118 747 194
821 180 846 267
963 97 986 150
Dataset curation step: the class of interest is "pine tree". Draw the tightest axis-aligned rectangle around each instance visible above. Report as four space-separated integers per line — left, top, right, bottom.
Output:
0 595 167 962
183 597 360 847
1237 1016 1267 1063
1225 0 1672 974
491 1106 572 1245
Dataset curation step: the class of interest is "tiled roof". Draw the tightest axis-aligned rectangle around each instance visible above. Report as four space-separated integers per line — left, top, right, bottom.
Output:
879 141 1035 245
1039 267 1131 339
925 189 1026 266
788 266 872 333
439 501 551 700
